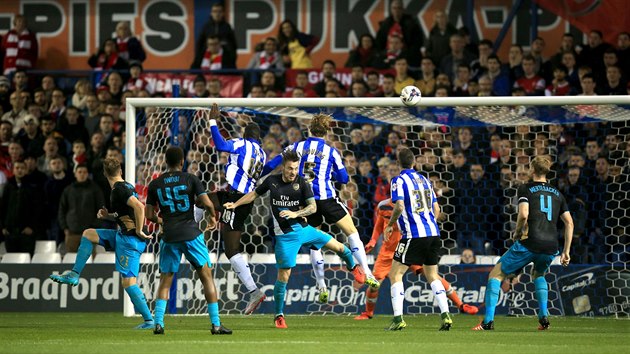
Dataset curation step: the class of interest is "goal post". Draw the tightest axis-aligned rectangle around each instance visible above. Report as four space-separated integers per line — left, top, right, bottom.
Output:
124 96 629 318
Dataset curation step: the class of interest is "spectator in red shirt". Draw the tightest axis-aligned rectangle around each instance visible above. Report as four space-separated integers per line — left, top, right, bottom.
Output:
88 39 128 84
345 34 377 68
545 66 575 96
1 15 38 75
114 21 146 63
195 35 236 71
514 55 545 95
124 61 151 95
375 0 422 66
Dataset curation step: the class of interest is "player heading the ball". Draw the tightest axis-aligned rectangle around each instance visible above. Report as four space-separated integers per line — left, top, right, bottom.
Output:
209 103 267 314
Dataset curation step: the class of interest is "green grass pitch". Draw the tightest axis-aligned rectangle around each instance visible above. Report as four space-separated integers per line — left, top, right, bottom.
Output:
1 313 629 354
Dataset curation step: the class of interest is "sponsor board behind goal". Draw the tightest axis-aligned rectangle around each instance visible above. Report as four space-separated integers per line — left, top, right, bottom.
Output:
0 264 626 317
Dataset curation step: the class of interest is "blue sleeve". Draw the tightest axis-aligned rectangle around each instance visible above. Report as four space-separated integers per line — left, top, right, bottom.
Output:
332 168 349 184
331 148 349 184
261 154 283 177
210 121 236 152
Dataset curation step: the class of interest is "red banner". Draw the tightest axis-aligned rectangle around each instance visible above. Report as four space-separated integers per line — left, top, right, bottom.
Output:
284 68 395 89
140 73 243 98
535 0 630 45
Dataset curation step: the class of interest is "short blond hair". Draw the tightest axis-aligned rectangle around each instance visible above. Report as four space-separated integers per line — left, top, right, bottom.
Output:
103 158 121 178
530 155 551 177
309 114 332 137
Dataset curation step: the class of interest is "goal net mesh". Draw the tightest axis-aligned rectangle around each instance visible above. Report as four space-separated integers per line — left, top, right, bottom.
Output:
134 102 629 318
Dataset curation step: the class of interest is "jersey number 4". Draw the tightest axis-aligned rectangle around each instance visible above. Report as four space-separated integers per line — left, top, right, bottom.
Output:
540 195 552 221
158 186 190 213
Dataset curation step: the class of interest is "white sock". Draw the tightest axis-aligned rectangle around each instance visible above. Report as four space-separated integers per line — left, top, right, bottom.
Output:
347 233 373 277
430 279 449 314
229 253 257 293
390 281 405 317
310 249 326 289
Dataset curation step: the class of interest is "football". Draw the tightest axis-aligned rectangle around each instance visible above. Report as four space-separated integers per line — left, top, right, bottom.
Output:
400 85 422 106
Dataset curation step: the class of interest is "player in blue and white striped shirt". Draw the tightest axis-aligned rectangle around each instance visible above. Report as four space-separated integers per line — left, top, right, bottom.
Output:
263 114 380 300
384 148 452 331
209 103 267 314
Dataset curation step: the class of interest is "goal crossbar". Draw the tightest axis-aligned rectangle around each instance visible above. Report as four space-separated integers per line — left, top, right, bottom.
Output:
125 95 630 108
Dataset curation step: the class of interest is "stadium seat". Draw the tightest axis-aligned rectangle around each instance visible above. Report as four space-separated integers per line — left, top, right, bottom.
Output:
476 255 500 265
34 240 57 254
250 253 275 264
32 253 62 263
93 252 116 264
63 252 92 264
439 255 461 264
1 252 31 264
140 253 155 264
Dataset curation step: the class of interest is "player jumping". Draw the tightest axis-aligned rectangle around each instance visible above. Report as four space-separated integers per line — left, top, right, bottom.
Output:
224 150 367 329
262 114 380 303
209 103 267 314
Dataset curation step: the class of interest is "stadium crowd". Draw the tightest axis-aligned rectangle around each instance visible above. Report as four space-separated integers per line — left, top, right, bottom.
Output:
0 2 628 265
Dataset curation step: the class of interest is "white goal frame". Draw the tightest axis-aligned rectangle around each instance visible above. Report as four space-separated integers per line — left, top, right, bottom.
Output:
123 95 630 317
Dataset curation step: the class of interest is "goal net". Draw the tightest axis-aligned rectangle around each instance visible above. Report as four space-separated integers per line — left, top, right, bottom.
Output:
126 97 629 319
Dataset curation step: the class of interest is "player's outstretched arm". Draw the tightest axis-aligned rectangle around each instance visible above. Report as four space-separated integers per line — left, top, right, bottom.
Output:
279 198 317 219
127 196 152 240
261 154 282 177
559 211 574 266
224 191 258 210
513 202 529 241
208 103 237 153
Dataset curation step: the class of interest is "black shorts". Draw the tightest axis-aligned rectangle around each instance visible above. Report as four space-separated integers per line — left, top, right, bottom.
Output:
220 190 253 233
393 237 441 266
307 197 349 228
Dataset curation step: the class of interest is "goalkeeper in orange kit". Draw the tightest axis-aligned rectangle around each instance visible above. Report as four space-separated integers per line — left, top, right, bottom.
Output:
354 198 478 320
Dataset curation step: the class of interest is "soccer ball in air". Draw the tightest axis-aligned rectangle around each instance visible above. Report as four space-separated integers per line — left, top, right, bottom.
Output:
400 85 422 106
